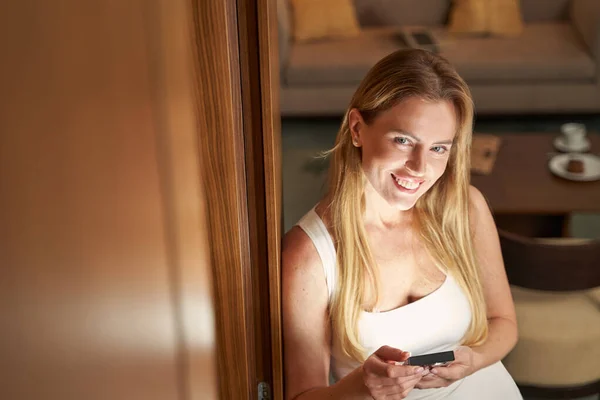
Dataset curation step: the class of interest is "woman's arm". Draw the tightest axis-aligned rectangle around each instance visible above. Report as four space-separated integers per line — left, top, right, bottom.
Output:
282 227 423 399
283 227 372 400
468 185 518 372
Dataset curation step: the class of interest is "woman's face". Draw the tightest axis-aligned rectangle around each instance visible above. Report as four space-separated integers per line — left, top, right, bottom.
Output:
349 97 457 211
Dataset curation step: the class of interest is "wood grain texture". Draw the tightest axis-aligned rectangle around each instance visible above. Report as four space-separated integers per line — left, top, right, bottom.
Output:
237 0 270 390
192 0 254 398
0 1 204 399
237 0 283 396
150 0 218 398
257 0 284 397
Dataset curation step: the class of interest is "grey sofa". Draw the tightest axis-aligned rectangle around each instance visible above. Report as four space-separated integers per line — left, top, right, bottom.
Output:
278 0 600 116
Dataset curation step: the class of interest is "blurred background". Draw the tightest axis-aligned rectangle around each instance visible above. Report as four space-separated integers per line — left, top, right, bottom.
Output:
279 0 600 236
277 1 600 399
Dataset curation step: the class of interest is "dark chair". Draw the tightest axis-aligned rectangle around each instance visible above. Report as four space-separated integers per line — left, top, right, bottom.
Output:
498 229 600 399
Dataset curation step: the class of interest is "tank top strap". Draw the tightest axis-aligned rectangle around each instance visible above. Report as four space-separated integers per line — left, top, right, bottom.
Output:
296 207 337 302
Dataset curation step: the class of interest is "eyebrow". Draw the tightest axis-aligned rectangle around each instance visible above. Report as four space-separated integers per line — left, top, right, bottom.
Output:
390 129 454 145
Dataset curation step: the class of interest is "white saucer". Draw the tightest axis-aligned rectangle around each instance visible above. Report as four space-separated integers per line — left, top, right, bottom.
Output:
548 154 600 182
554 136 591 152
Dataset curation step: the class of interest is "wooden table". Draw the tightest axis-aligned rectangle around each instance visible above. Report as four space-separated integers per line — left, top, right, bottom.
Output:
471 133 600 237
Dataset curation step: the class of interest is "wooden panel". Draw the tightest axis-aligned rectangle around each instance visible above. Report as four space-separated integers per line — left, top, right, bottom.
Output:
151 0 219 398
192 0 254 398
257 0 284 396
237 0 271 390
0 1 184 399
237 0 283 396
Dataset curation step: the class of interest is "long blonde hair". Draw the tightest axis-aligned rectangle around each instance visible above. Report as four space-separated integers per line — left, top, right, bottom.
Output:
325 49 488 363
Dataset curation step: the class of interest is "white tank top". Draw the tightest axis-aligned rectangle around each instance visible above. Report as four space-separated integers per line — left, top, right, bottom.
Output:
297 207 523 400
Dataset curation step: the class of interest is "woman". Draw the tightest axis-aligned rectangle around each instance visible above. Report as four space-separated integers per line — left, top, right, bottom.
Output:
282 49 522 400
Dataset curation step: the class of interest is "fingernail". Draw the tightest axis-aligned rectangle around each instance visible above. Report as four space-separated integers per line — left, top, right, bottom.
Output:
415 367 424 374
422 369 429 375
431 368 437 374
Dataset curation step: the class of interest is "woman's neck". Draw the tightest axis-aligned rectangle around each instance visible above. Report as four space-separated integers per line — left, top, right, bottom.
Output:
362 180 414 230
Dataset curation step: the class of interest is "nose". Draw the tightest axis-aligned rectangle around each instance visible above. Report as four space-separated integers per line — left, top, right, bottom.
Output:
405 146 426 177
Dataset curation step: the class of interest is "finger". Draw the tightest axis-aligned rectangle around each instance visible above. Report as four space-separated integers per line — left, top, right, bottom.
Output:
365 355 396 378
367 368 424 389
430 366 461 381
396 372 426 387
401 386 415 398
415 377 450 389
389 365 426 379
375 346 411 363
370 362 425 380
384 376 423 399
379 391 407 400
365 376 402 389
376 380 419 399
367 366 427 391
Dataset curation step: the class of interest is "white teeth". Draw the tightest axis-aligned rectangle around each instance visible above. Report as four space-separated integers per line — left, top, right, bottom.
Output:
395 177 420 190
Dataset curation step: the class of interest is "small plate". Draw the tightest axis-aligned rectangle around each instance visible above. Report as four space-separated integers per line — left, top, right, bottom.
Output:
554 136 591 153
548 153 600 182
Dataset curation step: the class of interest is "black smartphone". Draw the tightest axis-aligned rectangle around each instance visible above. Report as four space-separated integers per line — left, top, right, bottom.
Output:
406 351 455 367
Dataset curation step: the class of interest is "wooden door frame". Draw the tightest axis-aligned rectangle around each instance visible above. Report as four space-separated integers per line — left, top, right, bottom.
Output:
194 0 282 398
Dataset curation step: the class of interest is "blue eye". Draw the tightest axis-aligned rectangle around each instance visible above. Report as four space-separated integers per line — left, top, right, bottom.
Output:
431 146 448 154
394 137 410 145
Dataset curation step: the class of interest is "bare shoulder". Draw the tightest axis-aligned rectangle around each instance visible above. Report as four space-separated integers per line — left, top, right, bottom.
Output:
281 225 329 304
468 185 494 234
282 226 323 275
468 185 489 214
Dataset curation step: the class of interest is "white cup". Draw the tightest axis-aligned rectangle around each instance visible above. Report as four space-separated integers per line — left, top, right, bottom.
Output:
561 123 587 148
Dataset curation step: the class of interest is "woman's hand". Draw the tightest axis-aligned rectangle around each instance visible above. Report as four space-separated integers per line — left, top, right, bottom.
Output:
361 346 428 399
414 346 475 389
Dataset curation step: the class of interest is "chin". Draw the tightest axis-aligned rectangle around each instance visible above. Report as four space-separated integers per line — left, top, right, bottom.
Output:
388 196 419 211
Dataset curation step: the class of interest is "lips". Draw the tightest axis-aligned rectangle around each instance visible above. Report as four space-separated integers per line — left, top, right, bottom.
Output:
391 173 424 192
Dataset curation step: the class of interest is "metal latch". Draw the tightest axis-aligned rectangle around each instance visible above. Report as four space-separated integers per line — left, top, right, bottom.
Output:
258 382 271 400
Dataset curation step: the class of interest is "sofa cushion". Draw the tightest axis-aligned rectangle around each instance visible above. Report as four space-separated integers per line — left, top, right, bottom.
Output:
354 0 450 27
443 23 596 83
285 23 596 86
448 0 524 37
521 0 569 22
447 0 487 36
291 0 361 43
286 27 406 85
502 285 600 386
353 0 570 26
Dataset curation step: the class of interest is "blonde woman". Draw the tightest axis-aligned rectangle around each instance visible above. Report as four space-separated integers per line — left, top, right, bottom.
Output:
282 49 522 400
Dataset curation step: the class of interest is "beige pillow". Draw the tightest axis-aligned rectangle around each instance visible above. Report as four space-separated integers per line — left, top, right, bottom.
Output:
488 0 524 37
448 0 488 35
448 0 524 37
291 0 361 43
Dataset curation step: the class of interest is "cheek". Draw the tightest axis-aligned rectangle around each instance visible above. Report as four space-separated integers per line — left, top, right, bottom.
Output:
429 157 450 176
362 147 401 170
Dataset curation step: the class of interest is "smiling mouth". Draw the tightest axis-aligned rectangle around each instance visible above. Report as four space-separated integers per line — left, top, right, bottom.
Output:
391 173 423 191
